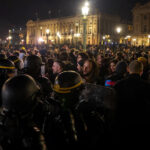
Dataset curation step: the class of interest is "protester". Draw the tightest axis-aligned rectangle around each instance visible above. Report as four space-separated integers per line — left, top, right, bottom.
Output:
111 60 150 147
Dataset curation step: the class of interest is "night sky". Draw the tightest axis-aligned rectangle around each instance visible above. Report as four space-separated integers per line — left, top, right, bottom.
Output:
0 0 149 38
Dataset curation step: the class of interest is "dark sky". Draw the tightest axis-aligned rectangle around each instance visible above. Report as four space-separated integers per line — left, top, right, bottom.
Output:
0 0 149 38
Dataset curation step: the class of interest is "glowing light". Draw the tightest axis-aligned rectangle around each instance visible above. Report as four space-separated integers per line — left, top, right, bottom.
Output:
85 1 89 6
57 32 61 38
46 29 50 34
116 27 122 33
7 36 12 40
74 33 81 37
38 37 44 43
103 36 106 40
82 1 89 16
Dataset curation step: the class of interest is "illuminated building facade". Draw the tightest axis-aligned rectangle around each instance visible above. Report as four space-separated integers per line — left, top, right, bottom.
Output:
7 28 26 46
26 12 129 45
132 2 150 46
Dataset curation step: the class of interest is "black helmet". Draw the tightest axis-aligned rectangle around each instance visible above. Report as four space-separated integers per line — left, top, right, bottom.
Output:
8 55 21 70
53 71 84 94
8 55 20 64
24 55 44 68
0 54 7 59
2 75 40 117
0 58 15 75
24 55 44 76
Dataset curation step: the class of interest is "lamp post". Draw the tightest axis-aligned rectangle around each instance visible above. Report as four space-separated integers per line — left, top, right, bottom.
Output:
132 38 136 46
38 37 44 45
103 36 106 44
46 29 50 45
126 35 131 46
116 27 122 44
74 33 81 48
57 32 61 45
70 29 74 45
148 35 150 46
8 29 12 47
82 1 89 51
7 36 12 47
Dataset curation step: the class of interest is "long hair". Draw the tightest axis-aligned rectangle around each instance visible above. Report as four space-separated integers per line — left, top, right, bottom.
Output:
84 59 99 83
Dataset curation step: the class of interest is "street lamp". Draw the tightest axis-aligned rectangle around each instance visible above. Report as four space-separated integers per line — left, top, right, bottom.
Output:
82 1 89 51
116 27 122 34
102 36 106 45
7 36 12 47
74 33 81 48
8 29 12 46
57 32 61 45
46 29 50 44
148 35 150 46
8 36 12 40
116 27 122 44
132 38 136 46
70 29 74 45
38 37 44 44
103 36 106 40
125 35 131 45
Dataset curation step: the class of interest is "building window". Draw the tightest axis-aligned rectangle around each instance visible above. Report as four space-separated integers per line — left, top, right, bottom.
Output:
136 25 138 32
40 30 42 36
128 25 132 31
144 25 147 32
136 16 139 21
88 28 92 34
144 15 147 20
76 26 79 33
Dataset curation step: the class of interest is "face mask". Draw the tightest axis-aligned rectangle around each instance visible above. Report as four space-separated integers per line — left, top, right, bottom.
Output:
41 65 45 76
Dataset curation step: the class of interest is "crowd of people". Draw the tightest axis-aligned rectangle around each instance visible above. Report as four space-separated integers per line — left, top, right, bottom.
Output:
0 43 150 149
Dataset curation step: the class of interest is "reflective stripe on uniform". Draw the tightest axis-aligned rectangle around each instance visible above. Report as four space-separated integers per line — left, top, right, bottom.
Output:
13 59 20 63
0 66 15 69
53 80 83 93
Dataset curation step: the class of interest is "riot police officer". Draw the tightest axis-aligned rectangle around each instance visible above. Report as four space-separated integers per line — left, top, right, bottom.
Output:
22 55 52 101
45 71 107 149
0 75 47 150
8 55 22 73
0 58 16 106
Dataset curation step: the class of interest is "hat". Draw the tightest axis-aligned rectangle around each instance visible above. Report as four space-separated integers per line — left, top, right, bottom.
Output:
21 46 26 50
137 57 147 67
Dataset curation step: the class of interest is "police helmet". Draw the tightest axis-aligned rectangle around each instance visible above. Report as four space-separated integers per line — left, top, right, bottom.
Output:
0 54 7 59
8 55 21 70
8 55 20 64
0 59 15 74
2 75 40 117
53 71 84 94
24 55 44 68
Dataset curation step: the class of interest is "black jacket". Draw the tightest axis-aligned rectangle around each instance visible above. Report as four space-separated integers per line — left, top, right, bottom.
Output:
111 74 150 147
0 115 47 150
